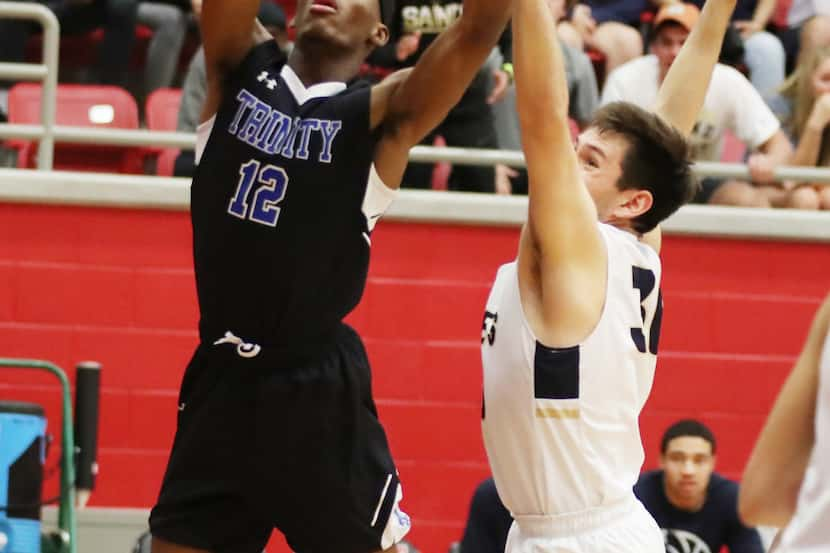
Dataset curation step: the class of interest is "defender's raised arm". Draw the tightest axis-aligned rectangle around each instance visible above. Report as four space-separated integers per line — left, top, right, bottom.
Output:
655 0 737 136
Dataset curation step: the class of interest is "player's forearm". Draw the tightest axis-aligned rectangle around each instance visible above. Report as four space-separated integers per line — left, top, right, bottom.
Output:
739 296 830 527
654 0 736 136
738 364 815 527
514 0 570 136
381 0 510 146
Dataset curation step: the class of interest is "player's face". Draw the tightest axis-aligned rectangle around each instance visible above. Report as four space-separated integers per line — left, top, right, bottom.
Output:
294 0 388 52
651 23 689 78
576 127 650 225
812 58 830 97
660 436 715 510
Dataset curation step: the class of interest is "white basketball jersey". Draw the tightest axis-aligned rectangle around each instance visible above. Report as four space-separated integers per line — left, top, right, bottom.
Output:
481 223 662 517
777 329 830 552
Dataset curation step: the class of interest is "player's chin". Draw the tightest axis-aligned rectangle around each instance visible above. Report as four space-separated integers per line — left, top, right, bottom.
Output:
297 23 351 49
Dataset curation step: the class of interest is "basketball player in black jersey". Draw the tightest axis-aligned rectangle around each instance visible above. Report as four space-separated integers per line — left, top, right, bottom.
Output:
148 0 511 552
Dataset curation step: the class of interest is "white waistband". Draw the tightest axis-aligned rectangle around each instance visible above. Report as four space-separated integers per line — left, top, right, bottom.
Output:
511 494 637 537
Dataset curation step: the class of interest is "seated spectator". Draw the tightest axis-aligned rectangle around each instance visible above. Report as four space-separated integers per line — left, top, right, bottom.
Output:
138 0 193 96
173 0 288 177
635 419 764 553
557 0 645 73
601 2 806 208
780 0 830 70
777 44 830 209
0 0 138 86
365 0 512 192
458 477 512 553
688 0 785 104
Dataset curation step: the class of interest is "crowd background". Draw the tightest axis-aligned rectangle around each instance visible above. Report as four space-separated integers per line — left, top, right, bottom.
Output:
0 0 829 209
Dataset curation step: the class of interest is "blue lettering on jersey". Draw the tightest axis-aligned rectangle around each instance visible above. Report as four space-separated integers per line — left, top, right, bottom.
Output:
228 88 343 164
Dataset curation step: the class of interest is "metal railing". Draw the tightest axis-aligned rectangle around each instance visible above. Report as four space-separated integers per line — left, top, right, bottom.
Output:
0 0 829 184
0 1 59 169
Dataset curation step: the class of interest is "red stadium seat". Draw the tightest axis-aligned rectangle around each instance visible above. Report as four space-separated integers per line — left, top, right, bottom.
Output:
7 83 143 173
144 88 182 176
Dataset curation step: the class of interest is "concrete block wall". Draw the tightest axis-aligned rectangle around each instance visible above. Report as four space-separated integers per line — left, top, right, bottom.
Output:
1 202 828 553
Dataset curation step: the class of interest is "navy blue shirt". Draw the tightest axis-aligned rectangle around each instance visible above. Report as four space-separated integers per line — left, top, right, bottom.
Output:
459 478 513 553
634 470 764 553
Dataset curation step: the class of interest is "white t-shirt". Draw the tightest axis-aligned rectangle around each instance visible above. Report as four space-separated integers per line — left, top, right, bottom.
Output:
600 55 780 161
788 0 830 27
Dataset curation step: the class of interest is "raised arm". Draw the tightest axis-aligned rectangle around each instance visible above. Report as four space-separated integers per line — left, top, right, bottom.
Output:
512 0 605 345
373 0 512 187
654 0 737 136
200 1 272 121
738 293 830 527
642 0 736 252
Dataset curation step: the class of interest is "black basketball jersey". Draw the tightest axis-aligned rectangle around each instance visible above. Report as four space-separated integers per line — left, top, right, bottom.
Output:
191 41 386 352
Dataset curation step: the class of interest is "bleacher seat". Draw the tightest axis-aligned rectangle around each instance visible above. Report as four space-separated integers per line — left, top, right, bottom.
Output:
7 83 143 173
144 88 182 177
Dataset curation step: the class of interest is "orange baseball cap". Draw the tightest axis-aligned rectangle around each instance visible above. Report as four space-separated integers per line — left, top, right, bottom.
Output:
653 2 700 33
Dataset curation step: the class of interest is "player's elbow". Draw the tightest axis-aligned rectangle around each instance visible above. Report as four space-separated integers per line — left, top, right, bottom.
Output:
737 485 764 527
738 477 799 527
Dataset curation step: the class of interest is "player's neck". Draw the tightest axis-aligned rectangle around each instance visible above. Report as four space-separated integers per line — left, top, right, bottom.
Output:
287 44 361 86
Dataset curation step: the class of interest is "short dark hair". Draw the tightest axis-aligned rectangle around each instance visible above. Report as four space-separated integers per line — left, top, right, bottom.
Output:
660 419 717 455
589 102 698 233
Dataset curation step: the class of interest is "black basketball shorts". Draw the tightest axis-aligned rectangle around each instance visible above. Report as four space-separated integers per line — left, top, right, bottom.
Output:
149 324 410 553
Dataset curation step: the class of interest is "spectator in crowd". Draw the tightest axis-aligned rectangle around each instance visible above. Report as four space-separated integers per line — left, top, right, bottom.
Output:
365 0 512 192
601 2 805 208
458 477 513 553
780 0 830 70
635 419 765 553
492 0 600 194
777 43 830 209
688 0 785 104
137 0 193 96
172 0 287 177
557 0 645 73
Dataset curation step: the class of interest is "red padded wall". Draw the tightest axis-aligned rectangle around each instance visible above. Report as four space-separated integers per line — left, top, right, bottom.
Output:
0 202 828 552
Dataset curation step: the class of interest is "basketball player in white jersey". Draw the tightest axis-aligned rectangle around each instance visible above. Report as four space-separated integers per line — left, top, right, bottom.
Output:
480 0 738 551
739 293 830 551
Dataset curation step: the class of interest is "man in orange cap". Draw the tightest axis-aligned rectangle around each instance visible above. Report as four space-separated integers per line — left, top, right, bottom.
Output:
601 2 809 210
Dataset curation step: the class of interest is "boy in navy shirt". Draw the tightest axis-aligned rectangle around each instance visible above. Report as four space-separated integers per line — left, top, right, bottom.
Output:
634 420 764 553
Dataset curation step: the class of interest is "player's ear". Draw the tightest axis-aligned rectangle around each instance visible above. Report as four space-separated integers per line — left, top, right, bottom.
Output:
613 188 653 221
370 22 389 48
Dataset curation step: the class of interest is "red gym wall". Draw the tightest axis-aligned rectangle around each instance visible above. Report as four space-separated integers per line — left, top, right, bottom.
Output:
1 202 828 553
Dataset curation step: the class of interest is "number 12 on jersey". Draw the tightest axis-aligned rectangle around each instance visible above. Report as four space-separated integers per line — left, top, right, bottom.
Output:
227 159 289 227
